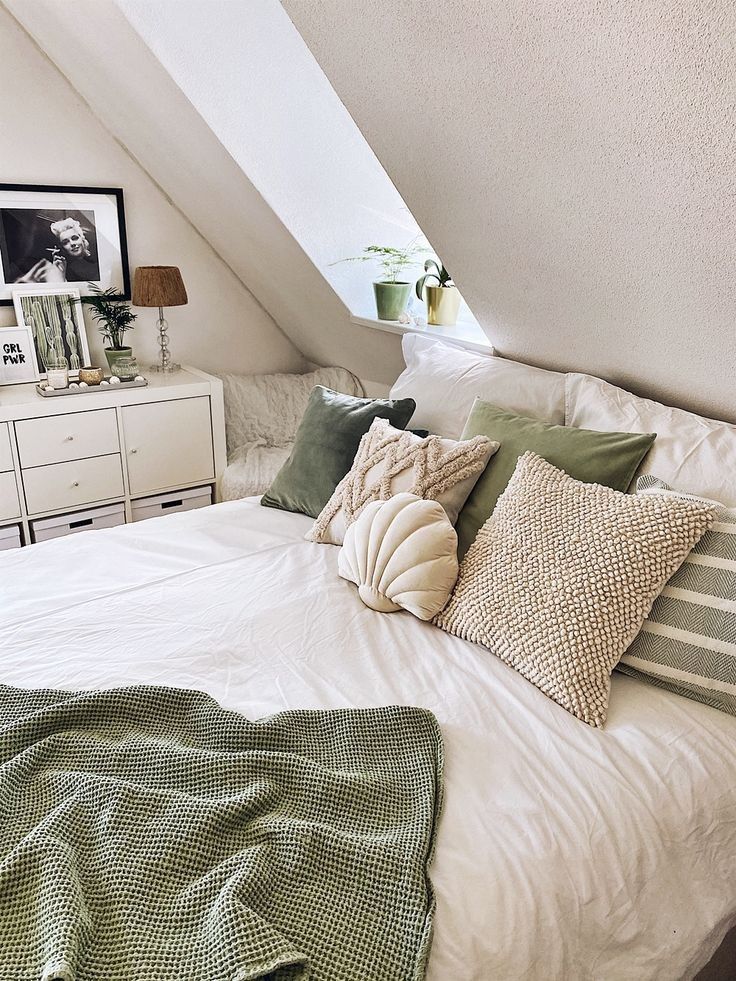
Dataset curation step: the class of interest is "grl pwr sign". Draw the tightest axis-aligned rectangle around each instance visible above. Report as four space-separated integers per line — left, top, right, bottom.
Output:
0 326 39 386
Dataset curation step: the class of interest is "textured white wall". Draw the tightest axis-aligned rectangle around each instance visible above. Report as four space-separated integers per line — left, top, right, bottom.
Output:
284 0 736 421
0 5 304 376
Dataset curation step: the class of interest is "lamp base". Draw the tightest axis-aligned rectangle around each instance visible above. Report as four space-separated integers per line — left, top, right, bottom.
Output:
149 362 181 373
150 309 181 373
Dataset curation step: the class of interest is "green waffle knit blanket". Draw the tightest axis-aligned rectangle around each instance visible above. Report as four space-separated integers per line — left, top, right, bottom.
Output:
0 685 443 981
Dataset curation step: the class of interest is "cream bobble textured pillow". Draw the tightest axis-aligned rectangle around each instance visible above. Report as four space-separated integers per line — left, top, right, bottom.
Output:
435 452 715 727
338 493 459 621
307 417 498 545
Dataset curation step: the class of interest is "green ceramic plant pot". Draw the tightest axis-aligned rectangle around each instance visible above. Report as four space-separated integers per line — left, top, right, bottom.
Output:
104 347 133 372
373 282 411 321
425 285 461 326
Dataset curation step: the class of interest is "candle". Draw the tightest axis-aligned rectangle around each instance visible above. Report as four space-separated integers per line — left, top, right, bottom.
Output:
46 365 69 389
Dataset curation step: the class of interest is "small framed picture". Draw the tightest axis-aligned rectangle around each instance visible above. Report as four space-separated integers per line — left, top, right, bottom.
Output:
12 286 91 378
0 325 40 386
0 184 130 305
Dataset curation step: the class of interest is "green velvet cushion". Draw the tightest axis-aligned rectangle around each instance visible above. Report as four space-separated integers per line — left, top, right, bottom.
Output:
455 401 656 556
261 386 416 518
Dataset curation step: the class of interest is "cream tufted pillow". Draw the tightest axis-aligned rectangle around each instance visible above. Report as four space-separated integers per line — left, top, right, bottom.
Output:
307 417 498 545
435 452 715 727
338 493 459 621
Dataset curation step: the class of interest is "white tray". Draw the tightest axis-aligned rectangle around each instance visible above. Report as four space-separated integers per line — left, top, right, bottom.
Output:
36 377 148 397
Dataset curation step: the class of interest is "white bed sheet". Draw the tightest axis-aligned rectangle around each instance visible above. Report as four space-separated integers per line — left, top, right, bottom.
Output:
1 498 735 981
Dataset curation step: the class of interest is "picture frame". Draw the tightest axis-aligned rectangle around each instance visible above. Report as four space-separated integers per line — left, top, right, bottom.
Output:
0 325 40 386
0 184 130 305
12 286 91 379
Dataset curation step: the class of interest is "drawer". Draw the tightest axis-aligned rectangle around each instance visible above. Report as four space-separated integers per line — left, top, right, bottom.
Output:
0 423 12 472
0 524 21 551
131 485 213 522
31 503 125 543
23 454 124 515
15 408 119 468
122 397 214 497
0 471 20 522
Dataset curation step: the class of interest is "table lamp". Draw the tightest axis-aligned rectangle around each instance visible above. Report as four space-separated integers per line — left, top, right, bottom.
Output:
132 265 188 373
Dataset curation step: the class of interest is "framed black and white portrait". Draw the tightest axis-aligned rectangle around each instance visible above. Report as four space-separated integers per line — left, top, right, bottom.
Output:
0 184 130 305
0 326 40 386
13 286 91 378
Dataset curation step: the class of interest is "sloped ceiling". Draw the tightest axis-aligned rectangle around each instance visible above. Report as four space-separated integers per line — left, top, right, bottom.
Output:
283 0 736 422
3 0 406 385
115 0 428 329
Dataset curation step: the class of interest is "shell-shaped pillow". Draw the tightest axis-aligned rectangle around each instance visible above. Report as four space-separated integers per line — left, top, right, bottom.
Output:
338 493 459 621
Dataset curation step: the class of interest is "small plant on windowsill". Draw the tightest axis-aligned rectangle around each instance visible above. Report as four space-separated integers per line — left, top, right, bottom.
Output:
334 244 426 321
415 260 461 326
81 283 137 373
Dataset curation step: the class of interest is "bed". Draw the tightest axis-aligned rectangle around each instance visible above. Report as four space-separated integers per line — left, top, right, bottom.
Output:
2 497 734 980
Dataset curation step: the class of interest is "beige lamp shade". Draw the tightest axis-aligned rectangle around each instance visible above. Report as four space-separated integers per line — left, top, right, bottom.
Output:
132 266 188 307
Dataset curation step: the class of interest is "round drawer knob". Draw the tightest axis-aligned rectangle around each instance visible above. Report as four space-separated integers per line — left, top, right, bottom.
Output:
130 448 138 454
71 481 79 488
65 435 74 442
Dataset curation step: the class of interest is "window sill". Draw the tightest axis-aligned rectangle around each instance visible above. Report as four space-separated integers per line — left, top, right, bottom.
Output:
351 315 493 356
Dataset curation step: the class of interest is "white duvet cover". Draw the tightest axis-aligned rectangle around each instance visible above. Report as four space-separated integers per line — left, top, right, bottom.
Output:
1 499 735 980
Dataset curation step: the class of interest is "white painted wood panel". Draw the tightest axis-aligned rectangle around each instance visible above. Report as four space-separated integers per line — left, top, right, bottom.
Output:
23 455 124 515
122 397 214 497
15 409 119 468
0 423 13 472
0 471 20 522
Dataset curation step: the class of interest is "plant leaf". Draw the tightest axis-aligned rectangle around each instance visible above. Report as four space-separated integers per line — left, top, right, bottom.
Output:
416 273 440 299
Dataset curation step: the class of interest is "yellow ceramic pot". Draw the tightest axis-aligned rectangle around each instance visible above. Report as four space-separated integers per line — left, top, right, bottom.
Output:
425 286 461 326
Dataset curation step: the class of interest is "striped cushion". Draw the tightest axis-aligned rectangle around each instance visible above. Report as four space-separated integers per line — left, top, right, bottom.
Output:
619 476 736 716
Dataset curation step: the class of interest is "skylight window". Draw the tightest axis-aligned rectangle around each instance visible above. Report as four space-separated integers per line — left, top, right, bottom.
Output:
115 0 486 348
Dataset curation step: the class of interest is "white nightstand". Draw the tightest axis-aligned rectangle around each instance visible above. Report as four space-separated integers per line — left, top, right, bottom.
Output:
0 366 226 546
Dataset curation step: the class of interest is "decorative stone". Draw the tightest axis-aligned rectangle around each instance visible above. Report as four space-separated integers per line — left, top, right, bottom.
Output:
109 377 121 385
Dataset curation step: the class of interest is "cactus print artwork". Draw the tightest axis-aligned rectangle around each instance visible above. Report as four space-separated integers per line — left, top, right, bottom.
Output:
15 288 90 376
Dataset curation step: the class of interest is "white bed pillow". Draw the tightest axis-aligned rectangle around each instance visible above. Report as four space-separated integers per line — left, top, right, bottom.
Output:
307 418 498 545
390 334 566 438
565 373 736 506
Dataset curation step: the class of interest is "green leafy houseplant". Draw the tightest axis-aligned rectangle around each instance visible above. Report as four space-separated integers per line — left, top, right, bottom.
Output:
339 244 426 283
415 259 461 327
335 244 426 321
415 259 453 298
81 283 137 350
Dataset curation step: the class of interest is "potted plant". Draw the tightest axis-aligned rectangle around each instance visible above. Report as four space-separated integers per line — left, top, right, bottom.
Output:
415 260 461 326
337 244 425 321
81 283 137 372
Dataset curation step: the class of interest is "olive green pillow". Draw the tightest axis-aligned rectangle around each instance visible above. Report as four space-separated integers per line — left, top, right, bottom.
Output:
455 400 656 556
261 386 416 518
